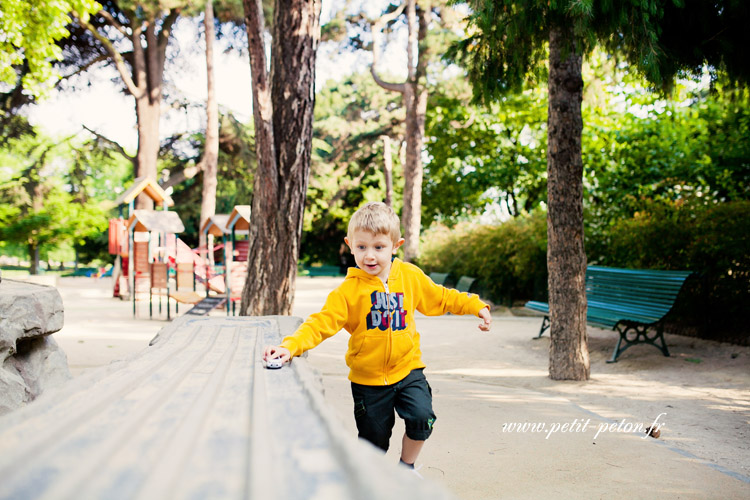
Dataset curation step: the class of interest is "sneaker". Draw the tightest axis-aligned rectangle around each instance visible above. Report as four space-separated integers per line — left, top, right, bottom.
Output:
410 464 424 479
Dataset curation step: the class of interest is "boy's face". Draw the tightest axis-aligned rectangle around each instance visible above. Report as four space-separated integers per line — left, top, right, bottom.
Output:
345 229 404 281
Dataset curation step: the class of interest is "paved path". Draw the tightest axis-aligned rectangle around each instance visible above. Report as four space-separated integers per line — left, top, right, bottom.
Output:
53 276 750 499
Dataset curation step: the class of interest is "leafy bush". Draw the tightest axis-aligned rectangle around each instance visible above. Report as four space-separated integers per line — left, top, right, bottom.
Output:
587 199 749 273
587 199 750 344
418 210 547 305
420 201 749 344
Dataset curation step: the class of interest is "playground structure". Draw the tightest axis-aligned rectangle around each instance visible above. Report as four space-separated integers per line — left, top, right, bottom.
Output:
126 209 187 319
110 177 174 301
225 205 251 316
199 213 230 297
108 178 252 319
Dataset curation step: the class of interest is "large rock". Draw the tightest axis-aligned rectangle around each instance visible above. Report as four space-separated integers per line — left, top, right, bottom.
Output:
0 279 70 414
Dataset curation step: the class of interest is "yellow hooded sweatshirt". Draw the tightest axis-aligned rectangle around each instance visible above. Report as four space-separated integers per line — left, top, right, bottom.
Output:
281 258 488 386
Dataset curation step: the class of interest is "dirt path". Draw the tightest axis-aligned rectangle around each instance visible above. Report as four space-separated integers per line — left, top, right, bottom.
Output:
53 276 750 499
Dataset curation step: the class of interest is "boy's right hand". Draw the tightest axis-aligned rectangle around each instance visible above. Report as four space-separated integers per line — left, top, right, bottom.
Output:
264 345 291 363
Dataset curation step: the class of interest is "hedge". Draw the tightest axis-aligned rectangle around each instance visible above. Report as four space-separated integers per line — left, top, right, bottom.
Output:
419 201 749 345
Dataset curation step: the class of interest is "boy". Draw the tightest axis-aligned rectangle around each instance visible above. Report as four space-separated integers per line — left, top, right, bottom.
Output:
264 202 492 473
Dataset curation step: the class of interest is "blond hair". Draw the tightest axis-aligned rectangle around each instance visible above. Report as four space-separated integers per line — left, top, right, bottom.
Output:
348 202 402 244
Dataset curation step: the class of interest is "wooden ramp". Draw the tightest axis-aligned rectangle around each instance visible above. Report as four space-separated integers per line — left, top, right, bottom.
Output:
0 316 455 500
183 296 226 316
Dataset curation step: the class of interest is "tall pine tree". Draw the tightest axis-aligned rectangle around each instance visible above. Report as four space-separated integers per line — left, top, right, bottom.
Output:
450 0 749 380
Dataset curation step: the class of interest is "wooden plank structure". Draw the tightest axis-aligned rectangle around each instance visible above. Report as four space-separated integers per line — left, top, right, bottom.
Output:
0 316 455 500
225 206 251 316
127 210 186 319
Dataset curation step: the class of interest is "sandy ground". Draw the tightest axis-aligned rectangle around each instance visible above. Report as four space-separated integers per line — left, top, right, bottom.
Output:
52 276 750 499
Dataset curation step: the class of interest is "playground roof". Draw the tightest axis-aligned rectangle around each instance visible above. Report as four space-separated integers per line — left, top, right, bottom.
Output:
201 214 230 237
227 205 251 231
127 210 185 233
115 177 174 207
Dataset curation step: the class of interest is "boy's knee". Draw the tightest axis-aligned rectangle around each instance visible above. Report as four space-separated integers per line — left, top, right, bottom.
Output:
356 417 393 451
358 431 391 452
404 415 437 441
353 398 394 452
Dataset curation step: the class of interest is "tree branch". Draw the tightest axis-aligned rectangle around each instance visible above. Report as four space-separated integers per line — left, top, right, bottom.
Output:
371 2 407 94
370 67 406 93
157 10 180 80
76 11 141 97
82 125 136 162
160 161 203 190
146 21 160 101
406 0 416 81
158 10 180 54
127 10 148 96
449 112 476 129
58 54 109 82
415 1 430 82
98 10 129 36
373 2 407 29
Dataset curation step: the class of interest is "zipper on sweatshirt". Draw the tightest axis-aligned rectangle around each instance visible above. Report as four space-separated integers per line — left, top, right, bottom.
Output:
383 280 390 385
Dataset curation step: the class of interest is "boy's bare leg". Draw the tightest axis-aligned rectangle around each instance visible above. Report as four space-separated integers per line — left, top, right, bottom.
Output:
400 434 424 465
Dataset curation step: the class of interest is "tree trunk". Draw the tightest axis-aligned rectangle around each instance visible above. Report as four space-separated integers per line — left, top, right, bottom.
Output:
546 26 589 381
402 81 427 262
370 0 429 263
134 94 160 209
240 0 321 316
381 135 393 207
28 243 39 275
76 8 177 209
199 0 220 250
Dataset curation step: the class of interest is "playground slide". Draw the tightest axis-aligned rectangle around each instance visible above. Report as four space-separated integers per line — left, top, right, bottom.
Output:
175 238 227 294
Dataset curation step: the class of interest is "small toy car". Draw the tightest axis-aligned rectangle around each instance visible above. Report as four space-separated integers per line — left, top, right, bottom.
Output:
265 357 284 369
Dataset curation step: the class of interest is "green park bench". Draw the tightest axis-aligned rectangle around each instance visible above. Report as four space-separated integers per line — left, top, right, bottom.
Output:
455 276 477 294
302 265 343 277
428 273 476 294
0 315 453 499
525 265 693 363
429 272 450 286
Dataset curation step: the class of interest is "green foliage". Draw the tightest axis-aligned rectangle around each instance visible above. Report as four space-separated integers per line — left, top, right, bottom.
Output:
583 76 750 242
587 199 750 275
302 71 405 265
0 127 118 268
449 0 749 103
445 0 550 103
167 113 257 248
424 80 548 223
419 198 749 323
655 0 750 86
0 178 107 260
586 199 750 344
418 210 548 304
0 0 100 97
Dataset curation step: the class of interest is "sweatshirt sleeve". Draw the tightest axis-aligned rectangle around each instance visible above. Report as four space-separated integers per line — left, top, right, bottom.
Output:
413 267 488 317
280 287 348 357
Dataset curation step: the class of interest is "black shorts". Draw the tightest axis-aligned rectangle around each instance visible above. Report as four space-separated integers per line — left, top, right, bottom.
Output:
350 368 437 452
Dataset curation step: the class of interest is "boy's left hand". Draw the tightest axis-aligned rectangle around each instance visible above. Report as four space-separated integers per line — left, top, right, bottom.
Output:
478 307 492 332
